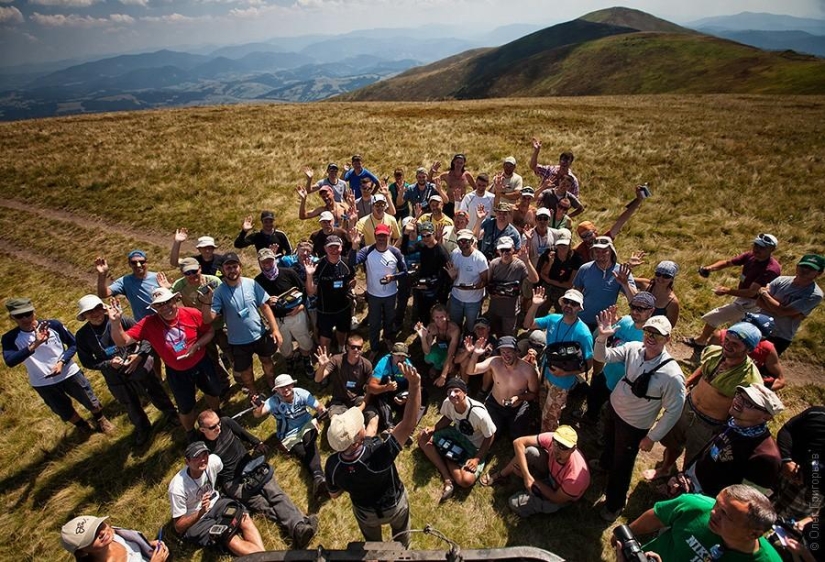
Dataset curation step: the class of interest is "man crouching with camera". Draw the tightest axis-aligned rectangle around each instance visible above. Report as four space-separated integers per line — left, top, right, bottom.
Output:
593 309 685 522
167 441 265 556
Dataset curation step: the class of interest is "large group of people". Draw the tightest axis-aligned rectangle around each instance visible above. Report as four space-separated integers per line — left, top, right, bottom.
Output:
3 145 825 561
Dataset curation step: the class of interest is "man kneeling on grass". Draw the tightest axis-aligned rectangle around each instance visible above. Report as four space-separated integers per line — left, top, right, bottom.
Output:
168 441 264 556
480 425 590 518
417 377 496 503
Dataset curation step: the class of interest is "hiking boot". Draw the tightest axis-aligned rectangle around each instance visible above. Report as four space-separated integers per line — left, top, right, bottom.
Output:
312 476 328 498
293 515 318 549
96 416 115 434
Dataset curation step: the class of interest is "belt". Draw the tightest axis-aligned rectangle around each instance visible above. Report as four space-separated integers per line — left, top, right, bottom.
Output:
687 394 725 426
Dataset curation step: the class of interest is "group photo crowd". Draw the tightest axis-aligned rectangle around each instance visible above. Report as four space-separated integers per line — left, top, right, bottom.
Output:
4 142 824 561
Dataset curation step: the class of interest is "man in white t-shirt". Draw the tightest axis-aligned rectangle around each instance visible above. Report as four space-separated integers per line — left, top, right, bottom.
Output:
459 173 495 231
445 230 489 333
417 377 496 502
168 441 265 555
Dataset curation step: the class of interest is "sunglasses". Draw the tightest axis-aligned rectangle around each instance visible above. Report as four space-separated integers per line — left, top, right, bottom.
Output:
458 239 472 244
421 233 433 238
630 305 653 313
183 270 199 276
499 248 513 253
202 421 221 431
561 298 579 306
644 330 667 341
554 440 572 451
536 216 549 221
655 272 673 279
130 260 146 266
349 344 363 350
12 311 33 319
734 392 769 413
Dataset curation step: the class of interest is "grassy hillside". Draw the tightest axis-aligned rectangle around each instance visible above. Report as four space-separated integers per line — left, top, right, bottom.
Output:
1 95 824 561
340 9 825 101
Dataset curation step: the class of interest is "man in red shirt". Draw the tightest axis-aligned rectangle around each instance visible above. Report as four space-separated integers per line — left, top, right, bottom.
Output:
109 287 222 440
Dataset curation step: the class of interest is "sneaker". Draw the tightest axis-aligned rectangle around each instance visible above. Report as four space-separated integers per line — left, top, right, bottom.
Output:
312 476 328 498
599 505 623 522
293 516 318 549
96 416 115 434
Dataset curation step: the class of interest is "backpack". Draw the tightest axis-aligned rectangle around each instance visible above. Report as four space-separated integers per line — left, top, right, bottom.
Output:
622 358 675 401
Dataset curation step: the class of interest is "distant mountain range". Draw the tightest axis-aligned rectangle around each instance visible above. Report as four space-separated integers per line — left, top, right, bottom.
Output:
0 25 543 121
339 7 825 101
2 10 825 121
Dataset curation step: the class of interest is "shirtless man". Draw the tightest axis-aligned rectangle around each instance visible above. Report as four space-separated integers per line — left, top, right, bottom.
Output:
298 184 348 226
415 303 461 387
646 321 763 480
512 187 537 232
465 336 540 442
430 154 475 217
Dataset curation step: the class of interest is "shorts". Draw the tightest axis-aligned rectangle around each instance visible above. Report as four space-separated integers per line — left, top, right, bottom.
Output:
317 308 352 339
424 346 448 371
660 394 725 464
277 309 314 357
166 355 224 414
231 334 277 372
182 497 244 547
485 394 533 440
34 372 101 421
701 298 759 328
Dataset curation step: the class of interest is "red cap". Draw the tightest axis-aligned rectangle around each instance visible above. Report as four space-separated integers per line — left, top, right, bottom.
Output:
375 224 392 236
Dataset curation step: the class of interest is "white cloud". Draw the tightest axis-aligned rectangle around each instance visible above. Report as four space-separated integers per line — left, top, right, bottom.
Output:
109 12 134 22
118 0 149 5
29 0 103 7
140 11 203 22
0 4 23 22
30 11 110 25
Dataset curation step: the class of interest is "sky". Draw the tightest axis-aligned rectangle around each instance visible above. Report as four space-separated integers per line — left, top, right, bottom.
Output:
1 0 824 67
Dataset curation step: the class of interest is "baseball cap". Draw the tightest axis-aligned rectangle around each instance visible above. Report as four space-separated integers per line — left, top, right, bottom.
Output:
503 156 517 165
61 515 109 553
429 194 443 203
260 210 275 220
521 187 535 198
473 316 491 329
536 207 551 218
196 236 217 249
727 322 762 351
518 329 546 354
127 249 146 260
591 236 614 249
445 377 468 393
327 162 339 170
576 221 597 236
185 441 210 459
497 336 517 350
373 193 387 204
391 342 409 357
257 248 277 261
496 236 515 250
553 425 578 448
147 287 179 309
743 312 776 338
375 223 392 236
179 257 200 273
418 221 435 234
457 229 475 241
318 186 333 196
753 233 778 248
325 235 343 247
272 374 297 389
643 316 672 336
799 254 825 272
328 407 365 452
318 211 334 222
735 384 784 416
222 252 241 265
76 295 105 321
6 297 34 316
631 291 656 309
561 289 584 306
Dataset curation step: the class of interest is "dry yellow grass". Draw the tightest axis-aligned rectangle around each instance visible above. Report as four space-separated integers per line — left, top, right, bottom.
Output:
1 95 824 561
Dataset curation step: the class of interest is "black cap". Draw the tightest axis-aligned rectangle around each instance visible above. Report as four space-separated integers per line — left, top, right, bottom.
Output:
261 210 275 220
222 252 241 265
185 441 209 459
445 377 468 393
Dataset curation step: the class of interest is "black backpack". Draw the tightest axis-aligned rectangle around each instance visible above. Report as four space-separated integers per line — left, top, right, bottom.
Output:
622 358 675 400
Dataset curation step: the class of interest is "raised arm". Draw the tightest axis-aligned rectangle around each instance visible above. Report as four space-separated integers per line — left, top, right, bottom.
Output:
170 228 187 267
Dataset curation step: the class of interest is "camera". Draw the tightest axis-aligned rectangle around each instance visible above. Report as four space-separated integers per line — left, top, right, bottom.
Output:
638 183 652 199
197 280 218 296
613 525 656 562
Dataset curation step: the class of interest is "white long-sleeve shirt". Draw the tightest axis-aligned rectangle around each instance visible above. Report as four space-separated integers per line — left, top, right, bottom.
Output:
595 339 686 442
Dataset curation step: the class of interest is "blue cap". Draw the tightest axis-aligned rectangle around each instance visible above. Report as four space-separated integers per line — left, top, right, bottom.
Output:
727 322 762 351
127 249 146 260
743 313 775 339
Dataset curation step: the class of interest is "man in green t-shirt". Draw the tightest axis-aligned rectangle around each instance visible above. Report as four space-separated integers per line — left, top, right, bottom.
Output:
620 484 781 561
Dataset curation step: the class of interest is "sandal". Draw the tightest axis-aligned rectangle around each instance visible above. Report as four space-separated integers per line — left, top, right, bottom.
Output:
479 470 504 487
440 480 455 503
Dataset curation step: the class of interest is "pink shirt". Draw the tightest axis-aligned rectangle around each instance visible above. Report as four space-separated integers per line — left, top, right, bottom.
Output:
537 432 591 500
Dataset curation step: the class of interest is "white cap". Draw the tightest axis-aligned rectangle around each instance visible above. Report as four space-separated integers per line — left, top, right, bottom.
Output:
147 287 179 309
76 294 105 321
643 316 672 336
319 211 334 222
327 407 365 452
272 374 298 389
561 289 584 306
196 236 217 248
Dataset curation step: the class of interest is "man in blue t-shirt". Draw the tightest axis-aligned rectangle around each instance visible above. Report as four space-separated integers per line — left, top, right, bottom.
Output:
201 253 283 392
584 292 655 423
95 249 160 321
342 154 380 200
523 286 593 433
573 236 637 331
367 342 425 431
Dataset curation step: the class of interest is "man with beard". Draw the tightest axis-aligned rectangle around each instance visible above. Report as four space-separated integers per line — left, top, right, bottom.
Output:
487 237 539 337
529 138 581 196
571 185 646 263
75 294 177 445
403 167 445 215
254 248 314 377
201 253 284 393
342 154 380 200
593 313 685 521
314 335 377 426
417 377 496 502
465 336 539 442
523 287 593 432
419 195 454 233
235 210 292 255
196 409 318 548
492 157 523 207
109 287 221 440
647 321 763 482
400 221 451 325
